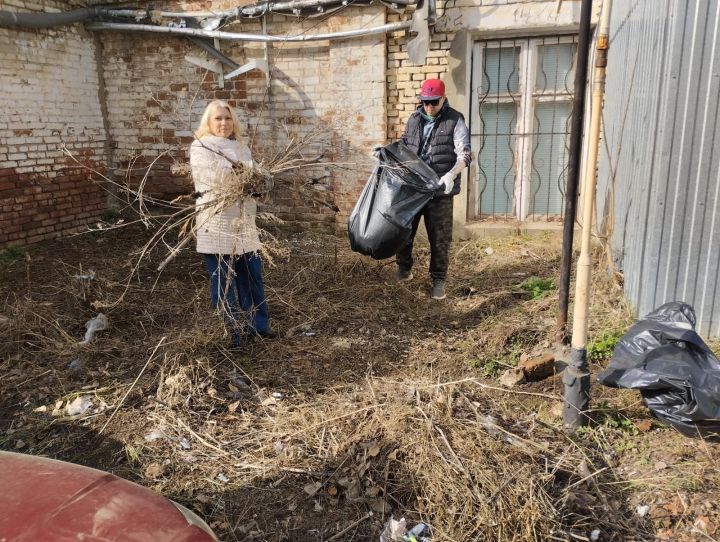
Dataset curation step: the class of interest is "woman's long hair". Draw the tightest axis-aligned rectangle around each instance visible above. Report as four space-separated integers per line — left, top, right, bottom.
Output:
195 99 244 140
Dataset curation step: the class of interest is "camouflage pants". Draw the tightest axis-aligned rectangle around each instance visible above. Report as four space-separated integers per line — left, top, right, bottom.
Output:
396 195 454 280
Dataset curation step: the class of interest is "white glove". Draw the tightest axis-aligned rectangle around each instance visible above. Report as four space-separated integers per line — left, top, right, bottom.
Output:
439 172 455 195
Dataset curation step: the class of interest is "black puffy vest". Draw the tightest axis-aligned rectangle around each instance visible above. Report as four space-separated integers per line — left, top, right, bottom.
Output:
402 101 464 196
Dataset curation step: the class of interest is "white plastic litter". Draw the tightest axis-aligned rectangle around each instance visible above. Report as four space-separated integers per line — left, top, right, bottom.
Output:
380 517 407 542
66 396 93 416
636 504 650 517
81 313 108 343
144 429 166 442
380 518 431 541
73 270 96 280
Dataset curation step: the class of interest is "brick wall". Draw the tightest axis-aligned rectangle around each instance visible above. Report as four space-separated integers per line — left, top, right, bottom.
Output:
99 3 386 232
0 0 112 248
386 11 452 141
386 0 567 141
0 0 387 247
1 0 575 247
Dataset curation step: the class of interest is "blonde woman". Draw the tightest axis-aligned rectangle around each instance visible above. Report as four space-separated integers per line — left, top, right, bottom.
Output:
190 100 275 347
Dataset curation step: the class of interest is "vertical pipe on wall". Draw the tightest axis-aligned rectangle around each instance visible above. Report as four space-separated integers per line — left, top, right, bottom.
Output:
564 0 613 431
262 15 271 88
557 0 593 342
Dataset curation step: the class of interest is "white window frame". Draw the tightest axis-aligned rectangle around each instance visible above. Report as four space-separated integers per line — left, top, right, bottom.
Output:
470 35 577 221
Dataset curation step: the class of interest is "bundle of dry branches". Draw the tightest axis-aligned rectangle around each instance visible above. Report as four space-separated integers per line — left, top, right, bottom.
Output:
148 124 334 268
60 120 341 307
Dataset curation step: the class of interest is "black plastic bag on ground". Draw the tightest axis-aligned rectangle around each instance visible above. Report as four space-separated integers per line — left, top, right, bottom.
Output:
348 142 441 260
597 302 720 439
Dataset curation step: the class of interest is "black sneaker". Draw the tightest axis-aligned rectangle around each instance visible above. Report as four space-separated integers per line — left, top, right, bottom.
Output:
395 268 414 282
431 279 446 300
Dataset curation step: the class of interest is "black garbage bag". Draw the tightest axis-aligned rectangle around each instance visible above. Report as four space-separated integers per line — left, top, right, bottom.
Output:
348 142 441 260
598 302 720 439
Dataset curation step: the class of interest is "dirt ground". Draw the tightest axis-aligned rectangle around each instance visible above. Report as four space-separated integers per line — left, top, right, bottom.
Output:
1 222 719 541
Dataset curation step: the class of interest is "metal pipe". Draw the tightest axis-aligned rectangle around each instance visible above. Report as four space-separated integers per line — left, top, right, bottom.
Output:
0 6 107 28
85 20 412 42
427 0 437 25
187 37 240 69
104 9 235 19
2 0 419 30
564 0 613 431
243 0 369 16
557 0 592 341
370 0 419 5
106 0 410 21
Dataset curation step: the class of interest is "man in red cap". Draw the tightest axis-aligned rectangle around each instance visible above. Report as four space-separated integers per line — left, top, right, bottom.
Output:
395 78 472 300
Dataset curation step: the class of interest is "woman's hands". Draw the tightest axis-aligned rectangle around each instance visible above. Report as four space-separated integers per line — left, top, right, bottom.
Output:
252 166 274 196
235 163 274 197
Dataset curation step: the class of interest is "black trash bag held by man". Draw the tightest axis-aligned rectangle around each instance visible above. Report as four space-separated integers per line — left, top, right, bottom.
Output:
598 301 720 439
348 142 441 260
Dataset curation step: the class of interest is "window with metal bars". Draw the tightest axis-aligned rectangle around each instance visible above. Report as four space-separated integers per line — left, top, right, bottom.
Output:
469 35 578 222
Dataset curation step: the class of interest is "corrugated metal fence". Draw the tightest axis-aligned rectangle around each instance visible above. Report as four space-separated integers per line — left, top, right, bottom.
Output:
597 0 720 337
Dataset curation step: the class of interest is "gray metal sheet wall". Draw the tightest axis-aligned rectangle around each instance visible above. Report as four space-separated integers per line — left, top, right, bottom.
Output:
597 0 720 337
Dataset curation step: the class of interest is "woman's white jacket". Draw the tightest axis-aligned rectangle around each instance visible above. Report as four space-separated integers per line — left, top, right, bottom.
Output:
190 135 261 255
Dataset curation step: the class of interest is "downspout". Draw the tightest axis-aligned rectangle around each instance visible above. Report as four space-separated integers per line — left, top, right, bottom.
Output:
262 16 271 88
557 0 592 341
564 0 613 431
91 33 120 212
0 7 108 28
427 0 436 25
85 20 413 42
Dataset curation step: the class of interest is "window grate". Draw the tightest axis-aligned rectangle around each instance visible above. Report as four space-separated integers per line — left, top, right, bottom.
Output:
470 35 578 222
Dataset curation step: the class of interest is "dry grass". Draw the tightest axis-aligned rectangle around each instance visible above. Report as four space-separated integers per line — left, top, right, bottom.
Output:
1 226 718 541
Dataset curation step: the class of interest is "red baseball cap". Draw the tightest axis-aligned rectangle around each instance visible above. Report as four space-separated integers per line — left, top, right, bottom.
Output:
419 79 445 100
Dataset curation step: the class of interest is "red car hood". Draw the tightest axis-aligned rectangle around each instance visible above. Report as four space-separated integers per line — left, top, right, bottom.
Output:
0 451 217 542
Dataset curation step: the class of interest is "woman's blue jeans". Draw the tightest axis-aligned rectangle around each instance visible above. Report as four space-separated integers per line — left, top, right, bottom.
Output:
202 252 269 343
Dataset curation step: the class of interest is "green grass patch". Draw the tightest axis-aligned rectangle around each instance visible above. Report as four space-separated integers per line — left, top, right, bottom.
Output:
587 330 625 362
0 246 26 267
469 343 524 376
519 277 555 300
